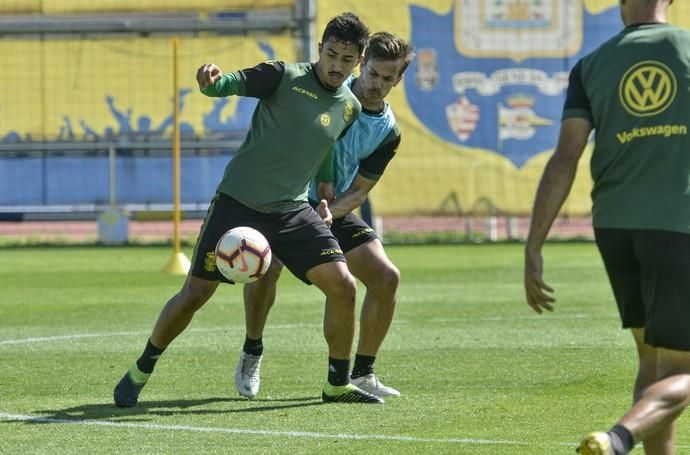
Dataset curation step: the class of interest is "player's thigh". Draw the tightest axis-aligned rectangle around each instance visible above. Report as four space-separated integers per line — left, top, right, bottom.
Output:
345 239 399 288
268 205 346 284
594 228 644 328
657 348 690 377
633 229 690 351
191 192 277 284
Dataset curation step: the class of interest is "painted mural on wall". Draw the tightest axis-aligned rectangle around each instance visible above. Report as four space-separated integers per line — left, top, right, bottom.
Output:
309 0 631 216
0 34 295 207
0 38 280 144
5 0 686 214
406 0 618 167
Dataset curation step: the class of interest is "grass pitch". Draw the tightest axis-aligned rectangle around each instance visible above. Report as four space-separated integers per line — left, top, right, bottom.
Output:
1 243 687 454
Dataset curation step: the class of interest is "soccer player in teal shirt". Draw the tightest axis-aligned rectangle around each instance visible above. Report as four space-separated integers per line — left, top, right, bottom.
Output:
235 32 414 402
114 13 383 407
524 1 690 453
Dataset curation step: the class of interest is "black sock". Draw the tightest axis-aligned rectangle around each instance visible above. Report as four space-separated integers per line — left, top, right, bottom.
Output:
135 339 165 374
351 354 376 379
327 357 350 386
609 425 635 455
243 335 263 357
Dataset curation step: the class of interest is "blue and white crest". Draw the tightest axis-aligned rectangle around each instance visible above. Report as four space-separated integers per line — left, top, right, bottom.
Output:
405 0 619 166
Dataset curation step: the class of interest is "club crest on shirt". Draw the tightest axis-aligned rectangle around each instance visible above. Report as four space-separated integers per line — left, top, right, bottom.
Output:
320 113 331 126
343 100 354 122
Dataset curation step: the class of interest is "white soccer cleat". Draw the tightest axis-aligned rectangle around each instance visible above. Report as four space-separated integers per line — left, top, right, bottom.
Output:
350 374 401 398
235 351 262 399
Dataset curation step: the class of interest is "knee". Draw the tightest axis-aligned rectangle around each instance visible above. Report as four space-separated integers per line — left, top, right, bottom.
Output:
327 272 357 303
178 282 215 312
264 260 284 282
656 356 690 407
383 264 401 290
662 375 690 409
372 264 400 297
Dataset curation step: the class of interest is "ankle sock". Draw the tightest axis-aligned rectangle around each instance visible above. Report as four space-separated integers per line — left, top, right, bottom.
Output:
243 335 263 357
135 339 165 374
327 357 350 386
609 425 634 455
351 354 376 379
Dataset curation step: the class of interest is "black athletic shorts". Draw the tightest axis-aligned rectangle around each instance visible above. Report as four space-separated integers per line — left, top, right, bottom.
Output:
191 192 345 284
595 227 690 351
308 200 379 254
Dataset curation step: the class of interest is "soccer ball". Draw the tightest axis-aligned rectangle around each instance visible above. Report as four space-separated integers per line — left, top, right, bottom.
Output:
215 226 272 283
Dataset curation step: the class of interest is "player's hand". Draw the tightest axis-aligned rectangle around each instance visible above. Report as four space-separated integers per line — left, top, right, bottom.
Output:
524 247 555 314
317 182 336 203
196 63 223 89
316 199 333 227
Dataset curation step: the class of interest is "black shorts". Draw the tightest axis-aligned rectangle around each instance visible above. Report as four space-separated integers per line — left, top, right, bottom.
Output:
330 212 379 254
595 228 690 351
191 193 345 284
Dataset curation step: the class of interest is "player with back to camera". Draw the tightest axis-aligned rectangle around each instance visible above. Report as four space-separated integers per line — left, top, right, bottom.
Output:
524 0 690 453
234 31 414 401
113 12 384 407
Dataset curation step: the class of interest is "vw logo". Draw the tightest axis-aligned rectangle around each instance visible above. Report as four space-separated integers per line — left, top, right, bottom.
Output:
618 61 676 117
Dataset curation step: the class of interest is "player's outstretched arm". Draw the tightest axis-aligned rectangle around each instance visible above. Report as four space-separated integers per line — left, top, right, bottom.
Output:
524 117 591 314
196 63 243 98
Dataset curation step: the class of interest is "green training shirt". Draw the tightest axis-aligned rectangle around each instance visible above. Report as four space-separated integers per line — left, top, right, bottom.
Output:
202 61 361 213
563 23 690 233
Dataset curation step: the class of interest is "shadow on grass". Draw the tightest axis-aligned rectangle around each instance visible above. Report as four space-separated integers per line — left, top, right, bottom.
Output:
17 396 324 423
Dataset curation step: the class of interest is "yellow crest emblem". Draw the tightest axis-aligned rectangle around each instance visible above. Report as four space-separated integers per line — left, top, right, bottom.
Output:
320 113 331 126
344 101 353 122
204 251 217 272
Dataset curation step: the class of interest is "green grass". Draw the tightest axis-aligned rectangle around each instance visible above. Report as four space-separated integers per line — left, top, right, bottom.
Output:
1 244 687 454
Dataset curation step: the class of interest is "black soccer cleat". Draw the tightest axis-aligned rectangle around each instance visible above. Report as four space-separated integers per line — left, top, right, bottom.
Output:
321 383 384 404
113 372 146 408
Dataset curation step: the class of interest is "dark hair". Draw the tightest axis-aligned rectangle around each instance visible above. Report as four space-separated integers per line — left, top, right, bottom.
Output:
364 31 415 76
321 12 369 55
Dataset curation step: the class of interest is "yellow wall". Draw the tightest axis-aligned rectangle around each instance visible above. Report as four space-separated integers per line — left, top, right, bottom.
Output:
1 0 295 14
0 35 296 141
2 0 689 216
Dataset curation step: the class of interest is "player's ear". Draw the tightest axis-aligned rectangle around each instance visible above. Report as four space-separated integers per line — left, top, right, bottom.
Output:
317 42 323 55
357 54 364 67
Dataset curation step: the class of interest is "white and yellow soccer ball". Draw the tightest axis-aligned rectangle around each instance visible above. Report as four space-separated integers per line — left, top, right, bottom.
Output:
215 226 272 283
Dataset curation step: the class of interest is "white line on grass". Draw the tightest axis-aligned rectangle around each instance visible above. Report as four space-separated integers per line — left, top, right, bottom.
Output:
0 331 145 345
0 324 321 346
0 411 530 446
3 411 688 450
0 313 614 347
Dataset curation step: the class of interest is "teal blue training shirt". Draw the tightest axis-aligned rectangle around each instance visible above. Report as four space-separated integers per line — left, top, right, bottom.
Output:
309 76 401 201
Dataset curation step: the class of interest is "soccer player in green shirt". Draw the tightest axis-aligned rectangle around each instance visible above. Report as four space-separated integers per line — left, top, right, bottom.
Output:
234 32 414 402
524 0 690 453
113 12 383 407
